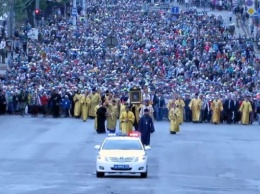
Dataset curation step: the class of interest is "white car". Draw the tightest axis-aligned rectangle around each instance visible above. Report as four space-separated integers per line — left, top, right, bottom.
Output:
95 134 151 178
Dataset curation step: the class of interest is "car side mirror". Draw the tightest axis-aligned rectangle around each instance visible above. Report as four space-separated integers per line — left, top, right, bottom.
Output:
144 146 151 151
94 145 101 150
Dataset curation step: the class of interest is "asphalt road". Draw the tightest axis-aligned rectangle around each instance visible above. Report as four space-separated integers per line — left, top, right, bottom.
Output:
0 115 260 194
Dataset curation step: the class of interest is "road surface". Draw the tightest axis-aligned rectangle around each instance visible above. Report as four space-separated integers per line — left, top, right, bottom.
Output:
0 115 260 194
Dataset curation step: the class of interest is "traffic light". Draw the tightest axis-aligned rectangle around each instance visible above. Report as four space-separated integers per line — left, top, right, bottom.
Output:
35 9 41 20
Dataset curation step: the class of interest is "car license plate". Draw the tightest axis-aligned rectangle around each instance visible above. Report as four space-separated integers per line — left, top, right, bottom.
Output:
114 165 129 169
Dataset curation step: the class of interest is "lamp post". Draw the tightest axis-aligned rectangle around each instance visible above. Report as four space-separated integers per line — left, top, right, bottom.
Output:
34 0 40 27
82 0 86 16
7 0 15 38
73 0 77 26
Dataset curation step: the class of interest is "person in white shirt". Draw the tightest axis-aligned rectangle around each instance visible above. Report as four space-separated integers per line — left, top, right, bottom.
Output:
142 87 151 102
140 100 154 120
0 39 6 64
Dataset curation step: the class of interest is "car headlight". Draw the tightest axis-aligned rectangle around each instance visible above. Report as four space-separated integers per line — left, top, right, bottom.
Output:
134 155 147 162
97 155 108 162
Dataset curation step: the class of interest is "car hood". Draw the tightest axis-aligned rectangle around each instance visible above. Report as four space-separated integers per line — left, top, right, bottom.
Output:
99 150 145 157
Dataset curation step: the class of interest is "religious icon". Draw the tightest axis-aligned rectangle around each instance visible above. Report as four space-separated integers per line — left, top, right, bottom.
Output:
133 93 139 101
130 87 142 104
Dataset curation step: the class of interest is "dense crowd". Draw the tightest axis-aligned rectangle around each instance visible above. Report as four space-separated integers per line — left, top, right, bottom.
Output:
0 1 260 125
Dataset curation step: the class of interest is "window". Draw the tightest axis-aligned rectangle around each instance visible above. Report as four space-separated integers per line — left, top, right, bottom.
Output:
102 139 143 150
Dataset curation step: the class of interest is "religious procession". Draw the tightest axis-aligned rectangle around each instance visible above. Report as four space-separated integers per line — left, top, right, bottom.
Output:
1 1 260 131
92 87 259 135
0 84 260 129
3 83 260 133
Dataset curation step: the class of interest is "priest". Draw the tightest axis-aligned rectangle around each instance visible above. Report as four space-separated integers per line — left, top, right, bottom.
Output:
120 105 135 134
96 102 107 134
239 96 253 125
138 109 155 146
169 102 180 134
89 88 101 119
80 90 90 122
106 99 119 133
189 93 202 123
73 90 82 118
211 95 223 124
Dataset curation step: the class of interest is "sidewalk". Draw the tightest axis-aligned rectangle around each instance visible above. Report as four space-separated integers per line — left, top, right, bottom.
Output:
169 3 260 57
169 4 248 37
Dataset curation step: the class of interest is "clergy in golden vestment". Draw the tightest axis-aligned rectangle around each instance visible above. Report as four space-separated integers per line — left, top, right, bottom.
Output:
89 88 101 118
94 103 102 130
239 96 252 125
73 90 83 118
210 96 223 124
80 90 91 122
169 102 180 134
105 92 114 104
189 93 202 123
175 95 185 124
120 105 135 134
106 100 119 133
167 94 176 111
113 97 120 114
119 99 127 130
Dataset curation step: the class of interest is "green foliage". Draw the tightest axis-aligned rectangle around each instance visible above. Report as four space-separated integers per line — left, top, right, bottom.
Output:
59 0 70 3
13 0 34 24
40 0 48 11
14 0 34 10
13 0 69 12
12 0 70 25
51 0 70 6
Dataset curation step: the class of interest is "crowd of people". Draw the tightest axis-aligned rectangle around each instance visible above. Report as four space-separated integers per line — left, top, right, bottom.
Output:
0 1 260 129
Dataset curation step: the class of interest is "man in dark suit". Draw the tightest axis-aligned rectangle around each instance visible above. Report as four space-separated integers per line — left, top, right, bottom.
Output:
233 96 240 123
157 92 165 121
184 94 191 122
224 94 234 124
152 91 159 120
0 89 6 115
101 90 109 103
204 97 211 123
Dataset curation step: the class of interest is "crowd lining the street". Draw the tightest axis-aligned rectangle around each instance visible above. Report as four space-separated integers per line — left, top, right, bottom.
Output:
0 1 260 130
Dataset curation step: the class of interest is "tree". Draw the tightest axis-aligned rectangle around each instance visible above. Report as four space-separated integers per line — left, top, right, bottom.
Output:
12 0 35 25
13 0 70 26
45 0 71 19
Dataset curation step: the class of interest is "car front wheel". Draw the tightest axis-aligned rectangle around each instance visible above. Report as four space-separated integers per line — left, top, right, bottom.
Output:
96 171 105 178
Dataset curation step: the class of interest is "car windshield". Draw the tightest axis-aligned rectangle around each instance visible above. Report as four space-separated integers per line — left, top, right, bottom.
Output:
102 139 143 150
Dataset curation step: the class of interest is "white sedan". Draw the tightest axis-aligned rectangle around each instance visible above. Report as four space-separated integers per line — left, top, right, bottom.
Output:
95 134 151 178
